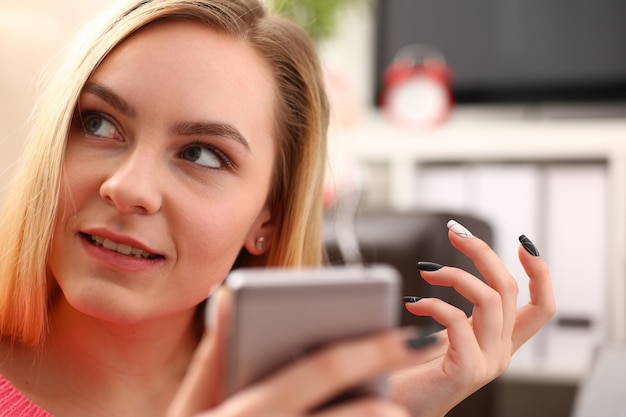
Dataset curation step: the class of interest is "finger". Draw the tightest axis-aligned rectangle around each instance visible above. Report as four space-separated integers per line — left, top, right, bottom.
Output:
167 287 232 417
218 328 433 416
518 236 554 309
446 220 519 339
194 412 297 417
512 240 556 351
403 297 480 367
313 397 410 417
413 264 504 354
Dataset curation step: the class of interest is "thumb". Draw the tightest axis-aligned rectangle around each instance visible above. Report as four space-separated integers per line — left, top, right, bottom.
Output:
167 286 232 417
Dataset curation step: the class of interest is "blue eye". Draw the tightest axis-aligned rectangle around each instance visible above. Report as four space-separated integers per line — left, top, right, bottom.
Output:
181 144 228 169
82 113 118 139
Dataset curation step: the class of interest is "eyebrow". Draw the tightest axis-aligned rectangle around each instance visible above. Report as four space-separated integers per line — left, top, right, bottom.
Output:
82 82 251 152
83 82 137 119
171 121 251 152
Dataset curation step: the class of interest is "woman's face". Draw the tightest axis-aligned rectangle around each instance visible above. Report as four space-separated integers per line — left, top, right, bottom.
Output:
48 20 277 324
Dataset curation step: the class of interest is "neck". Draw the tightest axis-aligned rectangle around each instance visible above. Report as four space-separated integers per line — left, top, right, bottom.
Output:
2 295 202 417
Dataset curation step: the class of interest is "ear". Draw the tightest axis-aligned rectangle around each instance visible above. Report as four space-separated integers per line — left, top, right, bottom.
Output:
244 204 275 255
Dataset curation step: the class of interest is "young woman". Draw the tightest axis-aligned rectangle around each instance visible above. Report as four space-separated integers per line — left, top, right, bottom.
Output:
0 1 555 416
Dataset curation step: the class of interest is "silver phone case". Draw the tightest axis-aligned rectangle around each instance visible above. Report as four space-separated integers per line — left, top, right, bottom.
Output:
219 264 401 400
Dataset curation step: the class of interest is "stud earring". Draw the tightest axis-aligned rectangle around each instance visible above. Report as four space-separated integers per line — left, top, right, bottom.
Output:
255 236 266 251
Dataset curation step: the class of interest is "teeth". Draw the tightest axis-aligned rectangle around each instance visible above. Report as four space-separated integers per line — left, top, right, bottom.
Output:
90 235 157 259
116 244 133 255
102 238 117 251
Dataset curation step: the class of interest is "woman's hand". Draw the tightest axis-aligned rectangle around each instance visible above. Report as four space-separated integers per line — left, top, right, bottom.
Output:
167 286 438 417
390 220 556 417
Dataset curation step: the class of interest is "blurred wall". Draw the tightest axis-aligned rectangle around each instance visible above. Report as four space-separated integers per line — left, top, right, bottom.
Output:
0 1 113 194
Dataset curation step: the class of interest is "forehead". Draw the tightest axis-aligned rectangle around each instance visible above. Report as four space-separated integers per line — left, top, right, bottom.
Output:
87 19 277 145
105 17 270 77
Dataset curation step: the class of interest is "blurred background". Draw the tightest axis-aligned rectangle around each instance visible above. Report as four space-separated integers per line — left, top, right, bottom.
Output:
2 1 626 416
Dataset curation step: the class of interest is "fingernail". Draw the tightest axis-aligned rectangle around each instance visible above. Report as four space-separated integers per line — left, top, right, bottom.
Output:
519 234 540 256
403 296 423 303
447 219 472 238
406 333 438 350
416 261 443 271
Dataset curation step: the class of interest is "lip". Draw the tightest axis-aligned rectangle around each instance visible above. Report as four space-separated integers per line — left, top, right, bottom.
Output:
82 228 161 254
79 228 165 272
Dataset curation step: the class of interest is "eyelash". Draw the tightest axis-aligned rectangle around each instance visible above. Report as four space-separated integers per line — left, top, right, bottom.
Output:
78 110 119 137
182 141 235 170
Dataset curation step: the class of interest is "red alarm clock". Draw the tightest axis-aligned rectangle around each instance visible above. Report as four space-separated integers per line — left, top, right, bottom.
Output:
380 44 452 128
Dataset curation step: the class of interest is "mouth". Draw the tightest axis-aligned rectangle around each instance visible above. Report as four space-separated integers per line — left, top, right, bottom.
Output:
81 233 162 260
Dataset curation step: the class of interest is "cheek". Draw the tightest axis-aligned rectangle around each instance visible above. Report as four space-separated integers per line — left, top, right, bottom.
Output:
166 219 242 308
53 168 83 242
178 214 244 264
55 179 78 226
171 161 275 274
49 173 88 273
172 210 250 289
57 154 99 217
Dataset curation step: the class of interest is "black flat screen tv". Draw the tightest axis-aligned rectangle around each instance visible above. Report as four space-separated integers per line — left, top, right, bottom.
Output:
374 0 626 104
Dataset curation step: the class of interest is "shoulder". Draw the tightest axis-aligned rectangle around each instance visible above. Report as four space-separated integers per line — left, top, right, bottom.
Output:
0 373 54 417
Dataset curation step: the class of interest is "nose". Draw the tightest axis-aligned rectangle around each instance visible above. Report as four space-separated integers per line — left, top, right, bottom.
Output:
100 150 163 215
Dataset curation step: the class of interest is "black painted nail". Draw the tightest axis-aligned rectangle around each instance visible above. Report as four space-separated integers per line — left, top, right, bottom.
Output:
519 234 540 256
406 333 438 350
416 261 444 271
403 296 423 303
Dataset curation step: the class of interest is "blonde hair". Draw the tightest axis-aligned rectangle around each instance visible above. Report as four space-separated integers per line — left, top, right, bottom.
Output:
0 0 329 346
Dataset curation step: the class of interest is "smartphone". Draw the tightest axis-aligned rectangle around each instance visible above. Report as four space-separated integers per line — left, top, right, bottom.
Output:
217 264 401 404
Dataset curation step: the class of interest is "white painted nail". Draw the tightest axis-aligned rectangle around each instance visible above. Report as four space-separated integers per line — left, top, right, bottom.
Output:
447 219 472 238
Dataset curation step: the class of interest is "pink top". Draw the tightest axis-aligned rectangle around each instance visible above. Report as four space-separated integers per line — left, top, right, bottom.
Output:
0 374 53 417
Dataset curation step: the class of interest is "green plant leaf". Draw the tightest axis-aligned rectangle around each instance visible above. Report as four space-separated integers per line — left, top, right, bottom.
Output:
270 0 368 41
